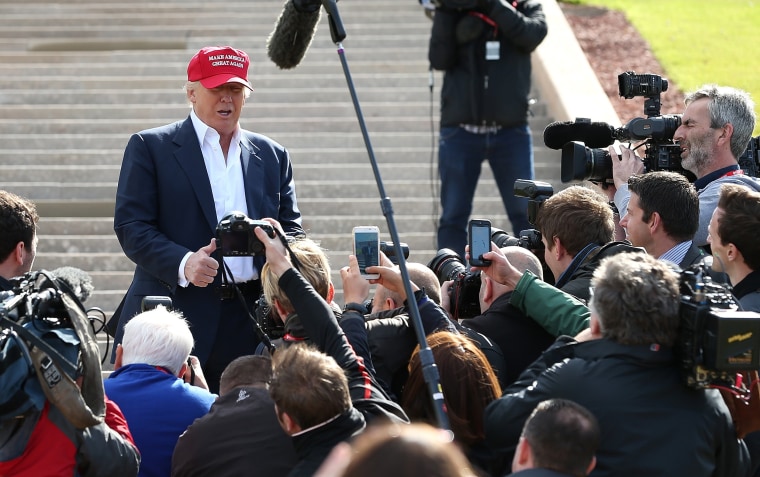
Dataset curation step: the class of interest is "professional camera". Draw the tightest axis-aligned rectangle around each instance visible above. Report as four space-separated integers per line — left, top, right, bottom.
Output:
215 211 275 256
738 136 760 178
0 270 105 427
489 179 551 251
253 294 284 340
380 241 410 265
428 249 481 320
554 71 687 183
677 260 760 390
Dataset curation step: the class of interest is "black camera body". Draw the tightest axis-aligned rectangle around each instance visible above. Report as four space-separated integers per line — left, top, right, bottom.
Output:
380 241 410 265
215 212 275 256
677 263 760 389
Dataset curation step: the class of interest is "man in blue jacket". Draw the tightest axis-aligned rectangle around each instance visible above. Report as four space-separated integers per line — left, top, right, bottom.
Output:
112 45 304 392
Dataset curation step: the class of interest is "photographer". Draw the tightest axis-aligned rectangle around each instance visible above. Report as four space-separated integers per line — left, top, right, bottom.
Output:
533 185 639 302
611 84 758 248
1 190 140 476
430 0 547 258
445 246 555 386
254 224 408 475
481 251 750 477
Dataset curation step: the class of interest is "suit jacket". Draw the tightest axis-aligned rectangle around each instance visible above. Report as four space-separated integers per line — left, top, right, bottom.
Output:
679 242 705 269
112 117 303 362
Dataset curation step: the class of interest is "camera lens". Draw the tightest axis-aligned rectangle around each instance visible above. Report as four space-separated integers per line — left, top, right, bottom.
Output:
427 248 467 284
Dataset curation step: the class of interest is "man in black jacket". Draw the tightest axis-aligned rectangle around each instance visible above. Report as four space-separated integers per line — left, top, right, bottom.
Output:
484 252 750 477
533 185 637 302
457 246 554 386
429 0 547 258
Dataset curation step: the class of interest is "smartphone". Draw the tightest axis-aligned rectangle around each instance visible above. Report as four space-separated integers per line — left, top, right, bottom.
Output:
352 226 380 279
469 219 492 267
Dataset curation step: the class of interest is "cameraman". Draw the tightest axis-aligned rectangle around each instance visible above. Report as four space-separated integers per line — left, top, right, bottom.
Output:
480 251 750 477
612 84 758 248
0 190 140 476
430 0 547 258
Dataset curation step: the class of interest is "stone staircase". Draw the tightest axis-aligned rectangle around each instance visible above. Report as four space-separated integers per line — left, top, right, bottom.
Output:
0 0 568 321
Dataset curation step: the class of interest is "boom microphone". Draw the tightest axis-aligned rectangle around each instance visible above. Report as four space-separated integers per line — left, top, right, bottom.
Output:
267 0 322 70
543 118 617 150
51 266 94 304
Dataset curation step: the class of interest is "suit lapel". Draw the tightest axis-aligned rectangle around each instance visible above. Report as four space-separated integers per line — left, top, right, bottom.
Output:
173 117 218 232
240 132 265 220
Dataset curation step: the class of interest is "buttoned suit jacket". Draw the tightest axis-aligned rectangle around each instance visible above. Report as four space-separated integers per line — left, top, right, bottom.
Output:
112 116 303 362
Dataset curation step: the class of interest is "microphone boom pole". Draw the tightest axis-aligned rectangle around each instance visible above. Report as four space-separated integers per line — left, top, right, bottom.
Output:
320 0 451 431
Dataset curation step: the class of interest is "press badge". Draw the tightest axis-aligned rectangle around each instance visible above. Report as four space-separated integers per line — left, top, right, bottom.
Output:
485 41 500 61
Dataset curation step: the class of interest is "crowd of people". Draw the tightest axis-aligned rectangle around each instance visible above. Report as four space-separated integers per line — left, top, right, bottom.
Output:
1 10 760 475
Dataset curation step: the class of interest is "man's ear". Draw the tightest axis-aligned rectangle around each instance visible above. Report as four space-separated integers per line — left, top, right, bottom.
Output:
114 344 124 371
12 241 25 266
511 436 532 472
275 405 301 435
552 236 566 260
717 122 734 147
648 211 662 233
726 243 740 263
327 282 335 303
587 456 598 475
482 275 495 304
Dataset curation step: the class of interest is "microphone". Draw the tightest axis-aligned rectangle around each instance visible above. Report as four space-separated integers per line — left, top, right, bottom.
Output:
543 118 617 150
267 0 322 70
51 266 94 304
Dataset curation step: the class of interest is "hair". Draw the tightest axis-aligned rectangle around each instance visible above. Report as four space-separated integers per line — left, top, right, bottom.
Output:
522 399 600 477
269 344 351 429
121 306 195 375
589 252 680 346
262 237 331 313
535 186 614 256
184 80 251 102
219 355 273 396
0 190 39 263
342 422 477 477
627 171 699 242
684 84 756 159
374 262 443 307
716 184 760 271
402 331 501 448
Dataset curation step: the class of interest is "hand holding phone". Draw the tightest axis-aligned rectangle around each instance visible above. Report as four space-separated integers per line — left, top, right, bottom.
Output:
352 226 380 279
469 219 492 267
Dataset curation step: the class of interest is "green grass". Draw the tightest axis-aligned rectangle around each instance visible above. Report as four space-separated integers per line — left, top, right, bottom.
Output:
562 0 760 135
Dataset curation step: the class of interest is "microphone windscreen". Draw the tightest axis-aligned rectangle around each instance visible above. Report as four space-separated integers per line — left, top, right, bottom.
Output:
543 120 616 150
52 266 94 303
267 0 322 70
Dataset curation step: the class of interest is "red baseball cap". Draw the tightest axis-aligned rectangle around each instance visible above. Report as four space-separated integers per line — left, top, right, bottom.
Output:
187 46 253 91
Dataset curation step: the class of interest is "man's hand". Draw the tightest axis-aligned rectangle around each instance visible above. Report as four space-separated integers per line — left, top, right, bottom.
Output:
184 239 219 287
469 242 523 289
610 144 645 189
340 255 370 305
182 355 210 391
440 280 453 313
367 264 419 302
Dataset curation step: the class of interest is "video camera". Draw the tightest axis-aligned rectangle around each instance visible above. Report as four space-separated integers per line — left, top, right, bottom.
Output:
380 241 410 265
677 260 760 390
544 71 686 184
0 270 105 427
215 211 276 256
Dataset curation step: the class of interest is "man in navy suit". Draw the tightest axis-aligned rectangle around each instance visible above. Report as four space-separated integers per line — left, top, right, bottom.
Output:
112 45 304 392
